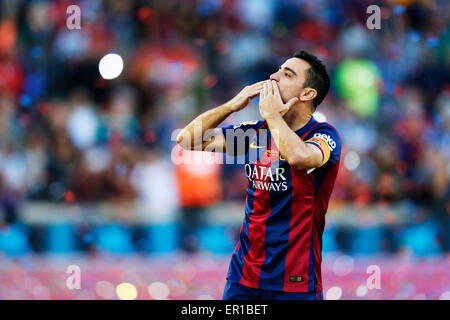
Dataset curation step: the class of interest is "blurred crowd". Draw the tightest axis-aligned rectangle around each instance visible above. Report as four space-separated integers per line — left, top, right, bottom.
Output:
0 254 449 299
0 0 448 233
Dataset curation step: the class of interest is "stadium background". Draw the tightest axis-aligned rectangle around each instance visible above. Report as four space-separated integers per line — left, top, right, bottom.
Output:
0 0 448 300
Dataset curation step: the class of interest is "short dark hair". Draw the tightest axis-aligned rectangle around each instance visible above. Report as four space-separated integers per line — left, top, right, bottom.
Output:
292 50 330 109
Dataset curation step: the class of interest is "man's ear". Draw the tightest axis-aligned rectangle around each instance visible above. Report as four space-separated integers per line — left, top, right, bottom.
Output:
300 88 317 102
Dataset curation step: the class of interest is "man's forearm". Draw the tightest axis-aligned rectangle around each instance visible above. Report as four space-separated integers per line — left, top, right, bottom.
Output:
177 81 264 150
265 113 308 164
176 102 234 148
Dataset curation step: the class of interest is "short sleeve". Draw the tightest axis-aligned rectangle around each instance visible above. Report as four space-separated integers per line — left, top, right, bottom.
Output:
304 124 341 166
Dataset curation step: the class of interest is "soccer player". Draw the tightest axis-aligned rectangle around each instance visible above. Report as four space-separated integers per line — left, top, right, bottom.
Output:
176 51 341 300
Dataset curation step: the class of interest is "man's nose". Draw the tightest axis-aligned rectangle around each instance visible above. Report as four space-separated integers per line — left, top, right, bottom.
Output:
270 71 280 81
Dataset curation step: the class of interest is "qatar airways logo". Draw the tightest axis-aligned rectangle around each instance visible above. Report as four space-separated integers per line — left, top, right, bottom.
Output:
245 164 288 192
313 133 336 151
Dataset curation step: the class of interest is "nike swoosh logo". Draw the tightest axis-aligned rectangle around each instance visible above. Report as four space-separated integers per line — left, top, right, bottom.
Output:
249 142 265 149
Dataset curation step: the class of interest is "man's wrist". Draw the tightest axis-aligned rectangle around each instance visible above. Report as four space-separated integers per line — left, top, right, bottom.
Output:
222 101 237 113
264 112 283 122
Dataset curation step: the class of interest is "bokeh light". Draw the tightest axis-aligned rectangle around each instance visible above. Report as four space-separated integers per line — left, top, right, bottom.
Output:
166 278 187 297
439 291 450 300
98 53 124 80
96 281 116 299
326 286 343 300
356 285 368 298
148 281 170 300
344 151 360 171
335 59 381 118
116 282 138 300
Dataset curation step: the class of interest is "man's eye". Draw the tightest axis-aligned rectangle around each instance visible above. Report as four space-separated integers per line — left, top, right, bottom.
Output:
285 73 291 77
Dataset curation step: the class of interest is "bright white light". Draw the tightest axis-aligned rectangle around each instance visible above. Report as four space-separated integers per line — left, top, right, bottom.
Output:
356 285 368 297
344 151 360 171
439 291 450 300
148 281 170 300
67 106 99 149
99 53 124 80
313 111 327 123
326 286 342 300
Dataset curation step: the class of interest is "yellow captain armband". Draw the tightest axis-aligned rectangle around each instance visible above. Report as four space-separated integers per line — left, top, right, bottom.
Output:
305 136 331 167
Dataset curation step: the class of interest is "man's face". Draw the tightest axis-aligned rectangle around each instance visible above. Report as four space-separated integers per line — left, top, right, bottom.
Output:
269 57 310 103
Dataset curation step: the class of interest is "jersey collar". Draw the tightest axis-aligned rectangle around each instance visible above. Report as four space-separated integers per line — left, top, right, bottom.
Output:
261 115 318 137
294 115 318 136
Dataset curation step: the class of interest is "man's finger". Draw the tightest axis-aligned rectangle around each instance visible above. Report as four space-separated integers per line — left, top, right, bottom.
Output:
250 81 266 89
272 80 280 96
267 80 274 96
285 97 299 109
272 80 286 105
249 84 263 94
263 81 268 98
249 87 263 99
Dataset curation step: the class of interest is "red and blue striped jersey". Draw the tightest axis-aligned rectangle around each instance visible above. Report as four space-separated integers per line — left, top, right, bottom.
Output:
221 116 341 292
